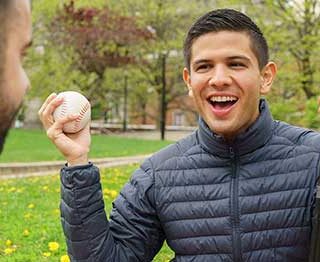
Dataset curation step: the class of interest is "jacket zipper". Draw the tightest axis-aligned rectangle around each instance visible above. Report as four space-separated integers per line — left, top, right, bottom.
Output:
230 147 242 262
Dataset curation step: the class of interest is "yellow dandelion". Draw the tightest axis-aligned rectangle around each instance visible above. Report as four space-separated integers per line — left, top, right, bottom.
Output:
8 187 16 192
43 252 51 257
42 185 49 191
110 190 118 198
60 254 70 262
23 229 30 237
5 239 12 246
53 209 60 215
28 203 35 209
24 213 32 219
48 241 59 251
4 248 15 255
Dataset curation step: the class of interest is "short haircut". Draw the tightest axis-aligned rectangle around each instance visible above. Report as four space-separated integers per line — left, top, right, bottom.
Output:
0 0 12 84
183 8 269 71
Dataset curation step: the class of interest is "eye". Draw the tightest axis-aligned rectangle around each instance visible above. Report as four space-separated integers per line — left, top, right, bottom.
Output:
229 62 246 68
195 64 212 72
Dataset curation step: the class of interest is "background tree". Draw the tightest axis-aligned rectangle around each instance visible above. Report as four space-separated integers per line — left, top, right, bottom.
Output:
50 0 154 118
110 0 207 138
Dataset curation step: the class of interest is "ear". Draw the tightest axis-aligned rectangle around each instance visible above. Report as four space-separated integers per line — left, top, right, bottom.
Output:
183 67 193 97
260 62 277 95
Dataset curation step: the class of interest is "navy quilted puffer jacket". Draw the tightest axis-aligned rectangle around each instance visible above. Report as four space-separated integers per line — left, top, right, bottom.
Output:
60 100 320 262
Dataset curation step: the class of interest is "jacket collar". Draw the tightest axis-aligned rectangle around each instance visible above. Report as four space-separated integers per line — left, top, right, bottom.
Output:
198 99 274 157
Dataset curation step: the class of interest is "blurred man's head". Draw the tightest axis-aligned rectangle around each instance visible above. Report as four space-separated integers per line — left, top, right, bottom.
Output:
0 0 32 153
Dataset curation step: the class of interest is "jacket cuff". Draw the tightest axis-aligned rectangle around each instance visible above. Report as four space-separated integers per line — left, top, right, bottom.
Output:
60 162 100 189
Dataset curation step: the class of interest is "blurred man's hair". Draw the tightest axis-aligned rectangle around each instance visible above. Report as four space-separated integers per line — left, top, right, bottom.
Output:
183 8 269 71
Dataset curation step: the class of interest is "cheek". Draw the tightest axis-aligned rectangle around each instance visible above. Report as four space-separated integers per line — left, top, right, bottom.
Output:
4 58 29 107
190 74 209 93
237 74 261 96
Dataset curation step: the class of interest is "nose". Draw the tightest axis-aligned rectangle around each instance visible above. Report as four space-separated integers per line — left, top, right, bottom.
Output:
208 65 232 88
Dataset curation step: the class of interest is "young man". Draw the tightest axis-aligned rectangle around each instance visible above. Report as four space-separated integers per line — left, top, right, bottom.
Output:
39 9 320 262
0 0 32 153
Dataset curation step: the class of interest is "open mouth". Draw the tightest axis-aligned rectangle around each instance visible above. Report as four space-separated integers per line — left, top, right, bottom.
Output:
208 96 238 110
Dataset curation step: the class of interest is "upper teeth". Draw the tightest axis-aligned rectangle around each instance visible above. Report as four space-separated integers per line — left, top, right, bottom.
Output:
210 96 237 102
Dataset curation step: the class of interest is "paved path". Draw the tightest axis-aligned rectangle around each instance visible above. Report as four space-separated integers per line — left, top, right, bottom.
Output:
0 155 149 179
0 129 195 179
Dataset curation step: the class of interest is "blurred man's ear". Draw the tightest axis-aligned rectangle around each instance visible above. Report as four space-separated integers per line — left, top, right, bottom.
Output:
260 62 277 95
183 68 193 97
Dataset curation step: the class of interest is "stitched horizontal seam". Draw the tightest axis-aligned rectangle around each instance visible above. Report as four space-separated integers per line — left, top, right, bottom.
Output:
161 196 229 205
156 155 316 173
163 214 230 223
243 225 309 234
243 242 308 253
156 166 312 188
240 186 308 197
175 251 232 256
63 226 106 244
158 180 230 189
72 182 100 191
157 165 229 172
157 147 319 171
241 151 317 166
242 205 307 216
242 165 316 182
61 182 99 191
170 232 231 242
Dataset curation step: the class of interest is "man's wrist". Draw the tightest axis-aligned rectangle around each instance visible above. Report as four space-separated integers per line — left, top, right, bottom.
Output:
67 155 89 167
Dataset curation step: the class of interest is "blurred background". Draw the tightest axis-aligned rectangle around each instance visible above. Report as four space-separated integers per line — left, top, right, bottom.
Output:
22 0 320 137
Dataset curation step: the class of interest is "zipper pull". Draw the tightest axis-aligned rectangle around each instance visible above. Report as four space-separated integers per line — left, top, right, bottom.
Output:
229 147 234 158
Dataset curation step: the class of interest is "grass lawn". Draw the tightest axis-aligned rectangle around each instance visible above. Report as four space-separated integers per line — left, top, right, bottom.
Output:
0 129 172 163
0 164 174 261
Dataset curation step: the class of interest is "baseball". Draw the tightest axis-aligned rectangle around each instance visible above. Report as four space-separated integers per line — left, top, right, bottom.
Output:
53 91 91 133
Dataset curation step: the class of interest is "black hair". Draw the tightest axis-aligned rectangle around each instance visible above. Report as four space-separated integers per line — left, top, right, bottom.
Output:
183 9 269 71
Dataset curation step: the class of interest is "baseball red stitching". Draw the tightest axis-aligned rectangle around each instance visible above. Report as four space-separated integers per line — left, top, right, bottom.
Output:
72 102 90 132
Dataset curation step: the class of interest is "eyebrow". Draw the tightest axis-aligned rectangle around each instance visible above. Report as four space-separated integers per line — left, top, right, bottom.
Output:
192 55 251 66
227 55 251 62
192 59 211 66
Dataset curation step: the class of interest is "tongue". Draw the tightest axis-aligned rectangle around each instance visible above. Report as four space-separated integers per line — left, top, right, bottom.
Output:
213 101 235 110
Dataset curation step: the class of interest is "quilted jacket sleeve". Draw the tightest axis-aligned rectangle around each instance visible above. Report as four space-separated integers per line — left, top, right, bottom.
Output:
60 160 165 262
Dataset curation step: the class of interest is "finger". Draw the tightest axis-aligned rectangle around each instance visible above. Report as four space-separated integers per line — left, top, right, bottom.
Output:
42 96 64 118
40 97 65 130
46 114 79 139
38 93 57 116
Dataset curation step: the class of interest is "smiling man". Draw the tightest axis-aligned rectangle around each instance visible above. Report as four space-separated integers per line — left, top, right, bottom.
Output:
39 9 320 262
0 0 32 153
